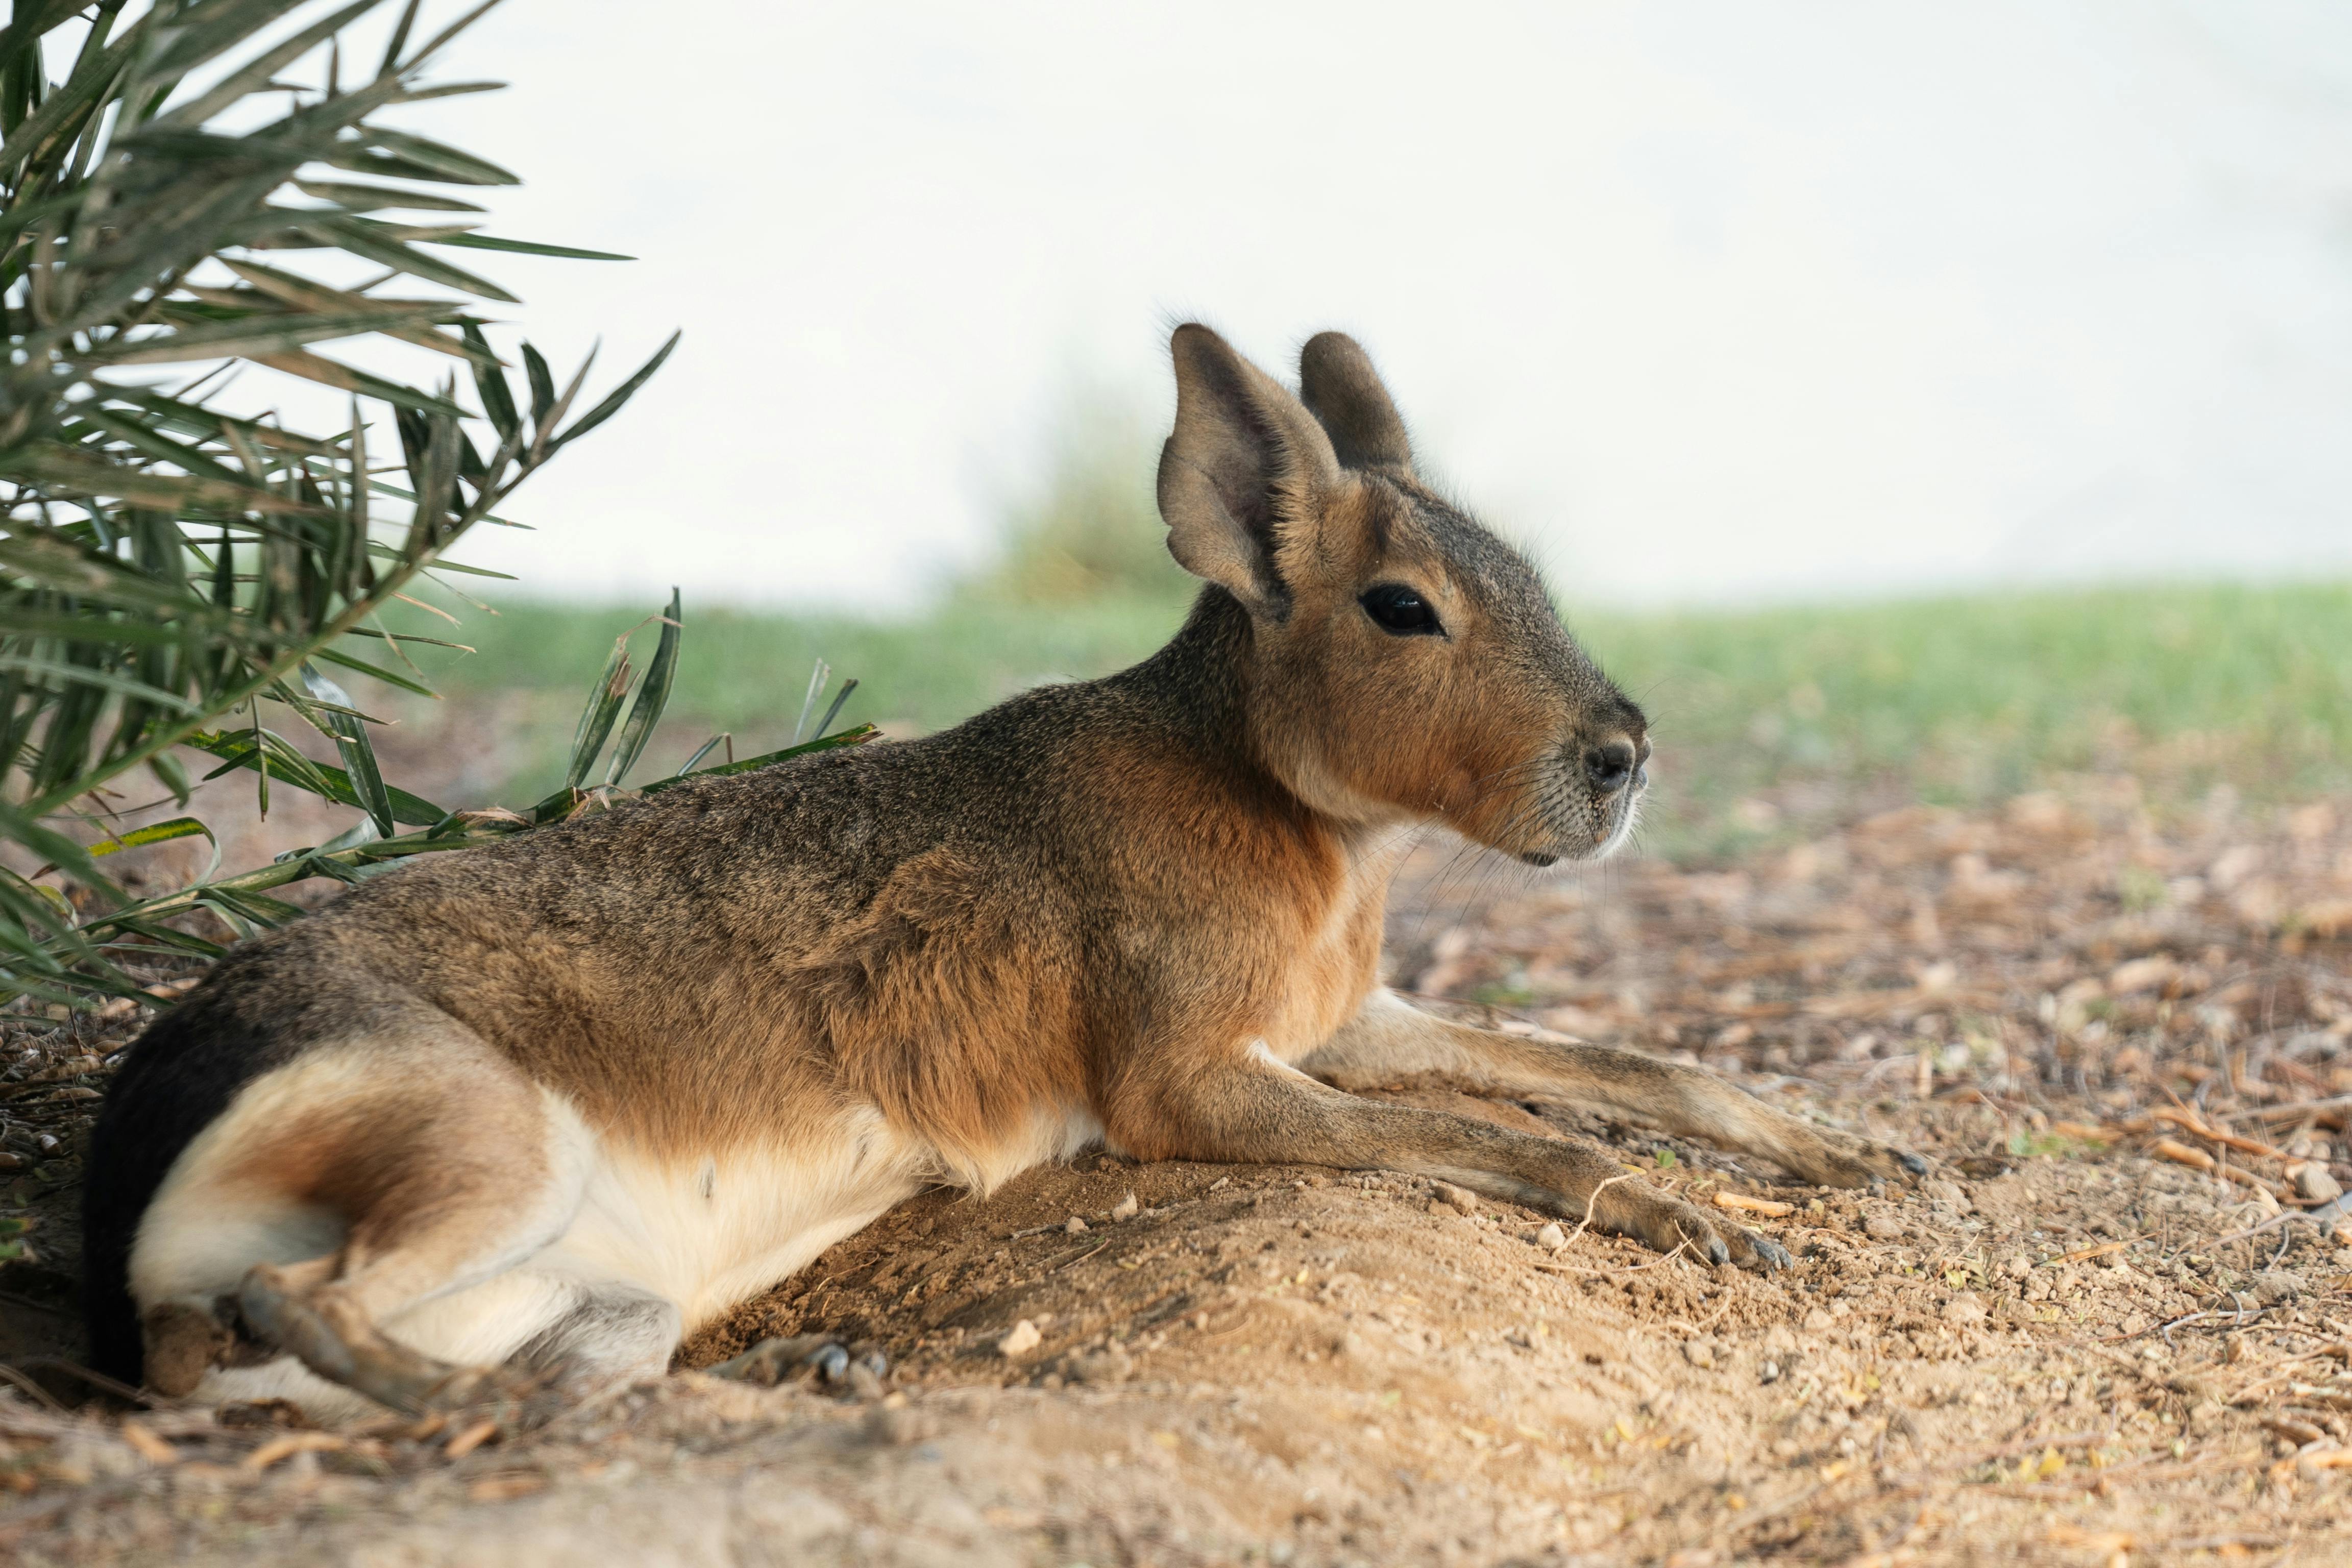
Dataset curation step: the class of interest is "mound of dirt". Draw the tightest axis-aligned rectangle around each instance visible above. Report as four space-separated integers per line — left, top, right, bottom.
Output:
3 784 2350 1565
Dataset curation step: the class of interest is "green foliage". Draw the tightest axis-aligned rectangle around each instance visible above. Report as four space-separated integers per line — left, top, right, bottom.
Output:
0 1 687 1003
23 582 873 986
1583 579 2352 853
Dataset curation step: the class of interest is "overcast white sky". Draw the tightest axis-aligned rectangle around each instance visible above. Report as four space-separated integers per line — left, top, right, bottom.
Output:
345 2 2352 609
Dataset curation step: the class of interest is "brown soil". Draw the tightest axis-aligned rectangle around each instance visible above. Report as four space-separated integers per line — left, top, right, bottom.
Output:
3 780 2350 1566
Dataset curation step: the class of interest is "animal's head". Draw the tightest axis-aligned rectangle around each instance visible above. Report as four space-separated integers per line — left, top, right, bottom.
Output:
1157 323 1647 865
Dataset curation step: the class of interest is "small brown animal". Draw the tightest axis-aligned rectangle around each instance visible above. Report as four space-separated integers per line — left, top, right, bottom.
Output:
85 325 1921 1421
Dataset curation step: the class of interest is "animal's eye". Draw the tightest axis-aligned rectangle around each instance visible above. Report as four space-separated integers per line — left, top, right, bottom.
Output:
1359 583 1441 636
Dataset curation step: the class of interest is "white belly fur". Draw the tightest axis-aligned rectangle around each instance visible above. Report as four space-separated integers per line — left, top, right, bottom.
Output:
551 1105 927 1330
545 1095 1104 1329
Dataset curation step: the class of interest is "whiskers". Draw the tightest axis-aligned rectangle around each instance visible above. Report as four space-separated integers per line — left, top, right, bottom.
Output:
1390 753 1575 968
1386 744 1657 992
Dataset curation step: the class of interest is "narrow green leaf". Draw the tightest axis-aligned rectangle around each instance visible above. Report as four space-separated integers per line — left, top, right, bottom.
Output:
310 644 442 697
815 676 860 738
150 751 193 807
377 0 422 76
410 555 515 579
291 178 485 213
182 730 447 826
355 125 518 186
605 589 680 786
83 307 445 364
674 733 730 775
566 638 633 789
461 321 519 440
299 664 396 836
197 885 304 927
397 0 510 81
427 233 632 260
640 725 880 794
548 330 679 454
522 340 556 425
340 626 473 652
302 215 519 303
89 817 214 857
246 347 471 419
103 915 227 959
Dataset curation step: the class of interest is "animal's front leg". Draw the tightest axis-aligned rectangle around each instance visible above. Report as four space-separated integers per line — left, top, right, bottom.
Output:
1295 989 1926 1190
1106 1043 1790 1270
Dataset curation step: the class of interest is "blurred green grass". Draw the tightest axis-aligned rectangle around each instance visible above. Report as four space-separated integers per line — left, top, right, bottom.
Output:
388 579 2349 861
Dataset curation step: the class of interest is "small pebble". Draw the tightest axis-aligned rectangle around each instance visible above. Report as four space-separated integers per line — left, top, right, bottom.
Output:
998 1319 1042 1359
1683 1339 1717 1369
2293 1163 2344 1204
1065 1215 1089 1235
1110 1192 1140 1221
1919 1179 1971 1212
1941 1294 1987 1326
1864 1215 1905 1241
1533 1222 1567 1253
1433 1182 1480 1217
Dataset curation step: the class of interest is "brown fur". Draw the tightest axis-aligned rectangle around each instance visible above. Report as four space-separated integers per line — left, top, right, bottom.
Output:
85 324 1921 1421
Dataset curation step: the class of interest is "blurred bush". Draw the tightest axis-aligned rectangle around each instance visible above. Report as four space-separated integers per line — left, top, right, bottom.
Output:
955 380 1190 608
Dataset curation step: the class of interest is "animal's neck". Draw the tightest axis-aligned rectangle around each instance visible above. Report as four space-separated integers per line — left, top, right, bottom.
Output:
1119 587 1415 899
1125 586 1258 743
1125 589 1308 811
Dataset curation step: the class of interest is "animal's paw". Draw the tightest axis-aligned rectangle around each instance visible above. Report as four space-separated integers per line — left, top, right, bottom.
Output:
426 1363 548 1410
1781 1125 1927 1191
709 1335 889 1396
1602 1185 1791 1273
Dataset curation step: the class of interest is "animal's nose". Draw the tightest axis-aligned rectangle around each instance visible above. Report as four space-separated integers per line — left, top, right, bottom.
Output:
1583 737 1639 793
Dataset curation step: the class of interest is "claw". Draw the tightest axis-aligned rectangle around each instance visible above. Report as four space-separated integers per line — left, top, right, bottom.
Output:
1707 1237 1729 1266
1752 1236 1793 1269
1899 1151 1929 1175
709 1334 854 1388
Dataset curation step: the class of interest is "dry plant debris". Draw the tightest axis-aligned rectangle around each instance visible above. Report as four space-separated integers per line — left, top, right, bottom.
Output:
0 783 2347 1565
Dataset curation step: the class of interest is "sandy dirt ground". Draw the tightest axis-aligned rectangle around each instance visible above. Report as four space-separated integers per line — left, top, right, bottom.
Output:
3 775 2350 1566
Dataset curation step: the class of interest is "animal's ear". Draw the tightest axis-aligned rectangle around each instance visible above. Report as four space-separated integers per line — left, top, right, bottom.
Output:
1157 323 1340 616
1298 331 1413 473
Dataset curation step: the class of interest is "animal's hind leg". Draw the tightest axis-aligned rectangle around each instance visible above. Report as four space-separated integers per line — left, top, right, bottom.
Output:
134 1035 594 1418
242 1091 594 1414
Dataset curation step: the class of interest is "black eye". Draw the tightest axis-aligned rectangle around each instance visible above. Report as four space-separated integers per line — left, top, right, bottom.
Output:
1359 583 1441 636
